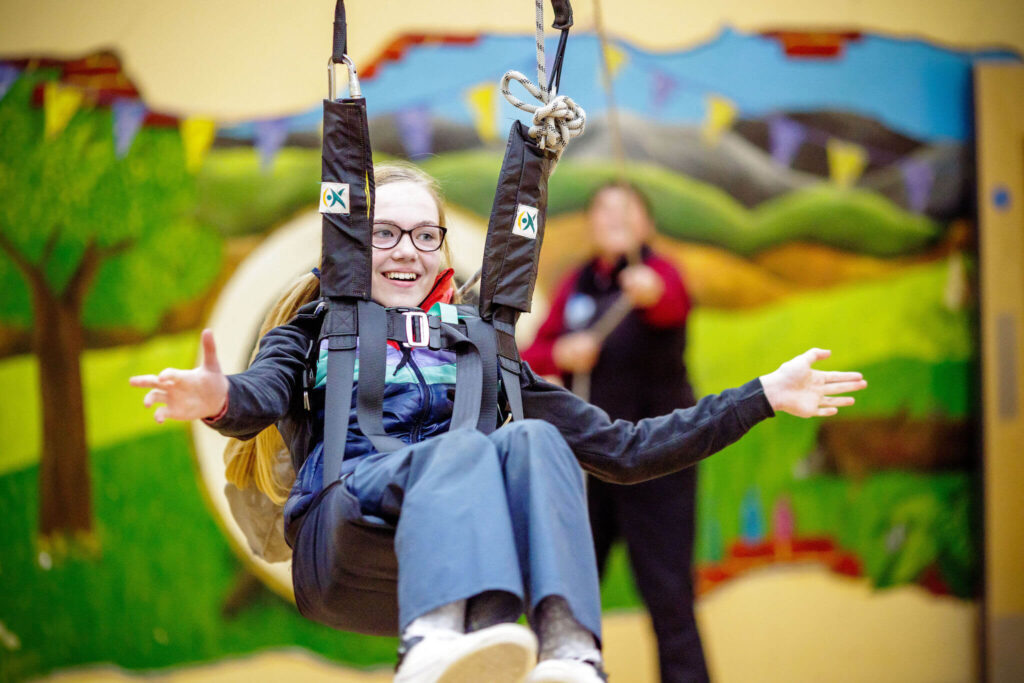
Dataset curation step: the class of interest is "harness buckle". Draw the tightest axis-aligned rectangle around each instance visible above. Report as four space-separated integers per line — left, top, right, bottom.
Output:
402 310 430 348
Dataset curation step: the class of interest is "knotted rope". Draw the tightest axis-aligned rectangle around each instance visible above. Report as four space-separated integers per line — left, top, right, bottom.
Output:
500 0 586 167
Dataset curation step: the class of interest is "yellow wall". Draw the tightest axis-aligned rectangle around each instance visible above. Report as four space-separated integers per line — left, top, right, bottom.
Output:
1 0 1022 119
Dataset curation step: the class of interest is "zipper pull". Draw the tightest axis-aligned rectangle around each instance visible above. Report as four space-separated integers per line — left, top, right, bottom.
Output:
394 347 412 376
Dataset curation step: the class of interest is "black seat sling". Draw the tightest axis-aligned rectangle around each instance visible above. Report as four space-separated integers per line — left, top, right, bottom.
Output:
296 0 573 636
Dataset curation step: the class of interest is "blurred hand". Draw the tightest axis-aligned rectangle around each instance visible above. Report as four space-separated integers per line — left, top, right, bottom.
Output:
759 348 867 418
552 331 601 374
129 329 229 423
619 264 664 308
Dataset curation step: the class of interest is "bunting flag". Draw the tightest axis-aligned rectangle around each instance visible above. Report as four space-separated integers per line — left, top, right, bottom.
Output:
701 94 737 146
603 42 628 81
826 138 868 187
44 81 84 141
111 99 147 157
900 158 936 213
740 488 765 543
255 117 290 171
395 105 433 159
650 70 678 111
179 117 217 173
0 63 19 104
768 115 807 167
465 82 497 143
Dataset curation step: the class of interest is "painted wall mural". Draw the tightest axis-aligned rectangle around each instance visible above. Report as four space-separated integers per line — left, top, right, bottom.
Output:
0 27 1017 680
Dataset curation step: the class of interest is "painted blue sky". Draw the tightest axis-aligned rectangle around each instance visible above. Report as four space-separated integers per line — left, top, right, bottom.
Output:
232 28 1018 143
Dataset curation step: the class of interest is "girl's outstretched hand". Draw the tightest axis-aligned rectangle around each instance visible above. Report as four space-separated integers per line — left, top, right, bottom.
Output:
759 348 866 418
129 329 229 424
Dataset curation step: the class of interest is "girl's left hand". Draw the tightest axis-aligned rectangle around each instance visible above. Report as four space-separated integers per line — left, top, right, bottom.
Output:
759 348 867 418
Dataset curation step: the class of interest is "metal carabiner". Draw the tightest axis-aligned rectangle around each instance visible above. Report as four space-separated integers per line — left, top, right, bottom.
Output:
328 54 361 101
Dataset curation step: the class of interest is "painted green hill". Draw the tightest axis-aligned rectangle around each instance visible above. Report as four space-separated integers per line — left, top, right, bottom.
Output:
420 152 944 257
195 147 943 257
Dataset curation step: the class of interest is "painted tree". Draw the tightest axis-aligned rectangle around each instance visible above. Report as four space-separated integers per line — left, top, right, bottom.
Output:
0 70 221 541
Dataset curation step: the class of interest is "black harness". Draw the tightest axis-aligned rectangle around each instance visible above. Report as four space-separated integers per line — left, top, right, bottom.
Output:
294 0 575 635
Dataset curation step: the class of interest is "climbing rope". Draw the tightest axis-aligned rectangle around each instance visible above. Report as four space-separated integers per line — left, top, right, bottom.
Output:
500 0 586 166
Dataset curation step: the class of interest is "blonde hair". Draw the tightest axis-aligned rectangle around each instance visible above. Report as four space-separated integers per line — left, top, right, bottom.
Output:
224 161 453 503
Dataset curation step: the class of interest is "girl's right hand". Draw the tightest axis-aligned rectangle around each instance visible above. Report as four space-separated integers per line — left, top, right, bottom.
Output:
129 329 229 424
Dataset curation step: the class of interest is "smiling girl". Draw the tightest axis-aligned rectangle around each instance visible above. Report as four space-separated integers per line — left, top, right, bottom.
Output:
131 161 866 683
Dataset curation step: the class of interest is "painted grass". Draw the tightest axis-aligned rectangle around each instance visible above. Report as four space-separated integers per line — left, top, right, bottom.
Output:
686 259 978 595
0 430 398 681
0 331 197 477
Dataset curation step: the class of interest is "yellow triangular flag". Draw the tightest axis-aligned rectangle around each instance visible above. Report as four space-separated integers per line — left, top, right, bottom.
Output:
44 81 84 141
604 43 628 80
179 117 217 173
826 138 868 188
702 94 737 146
465 82 497 143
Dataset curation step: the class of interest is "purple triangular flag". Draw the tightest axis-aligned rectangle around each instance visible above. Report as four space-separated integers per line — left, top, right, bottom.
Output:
255 118 290 171
768 115 806 167
112 98 147 157
0 63 21 103
651 70 678 110
395 105 433 160
901 158 935 213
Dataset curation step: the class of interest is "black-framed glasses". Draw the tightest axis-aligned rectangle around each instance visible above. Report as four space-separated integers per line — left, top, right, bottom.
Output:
371 223 447 252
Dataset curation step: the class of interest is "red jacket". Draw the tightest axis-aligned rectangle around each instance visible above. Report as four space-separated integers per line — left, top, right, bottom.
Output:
523 250 691 377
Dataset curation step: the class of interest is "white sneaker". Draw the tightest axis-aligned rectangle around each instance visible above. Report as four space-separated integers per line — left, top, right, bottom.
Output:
526 657 608 683
394 622 538 683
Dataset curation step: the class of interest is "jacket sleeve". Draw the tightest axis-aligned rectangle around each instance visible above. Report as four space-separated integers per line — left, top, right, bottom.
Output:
519 362 774 484
205 311 319 440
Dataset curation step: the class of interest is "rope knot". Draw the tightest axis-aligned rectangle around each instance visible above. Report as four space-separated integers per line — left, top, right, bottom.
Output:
501 71 586 162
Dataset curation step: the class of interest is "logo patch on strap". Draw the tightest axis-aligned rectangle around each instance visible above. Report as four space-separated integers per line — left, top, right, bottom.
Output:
512 204 539 239
319 183 350 214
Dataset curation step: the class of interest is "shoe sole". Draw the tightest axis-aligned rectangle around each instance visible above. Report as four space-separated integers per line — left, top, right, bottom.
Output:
439 640 535 683
430 623 536 683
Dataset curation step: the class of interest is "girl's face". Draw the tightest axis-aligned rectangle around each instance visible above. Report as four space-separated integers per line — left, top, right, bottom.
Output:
371 180 444 308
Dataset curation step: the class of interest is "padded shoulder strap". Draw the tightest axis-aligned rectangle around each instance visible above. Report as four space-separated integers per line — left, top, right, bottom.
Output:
322 298 358 483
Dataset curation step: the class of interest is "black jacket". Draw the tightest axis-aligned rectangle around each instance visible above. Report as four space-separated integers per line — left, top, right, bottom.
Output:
208 306 775 486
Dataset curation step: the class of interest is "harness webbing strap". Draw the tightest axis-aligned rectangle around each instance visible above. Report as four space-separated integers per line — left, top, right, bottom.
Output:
465 318 500 433
488 314 525 423
447 332 483 434
355 301 408 454
323 299 358 483
501 365 525 422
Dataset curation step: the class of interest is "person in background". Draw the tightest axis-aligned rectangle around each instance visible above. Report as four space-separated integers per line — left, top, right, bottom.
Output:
524 181 709 683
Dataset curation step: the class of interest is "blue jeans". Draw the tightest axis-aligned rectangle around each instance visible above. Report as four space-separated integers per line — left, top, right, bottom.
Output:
292 419 602 638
